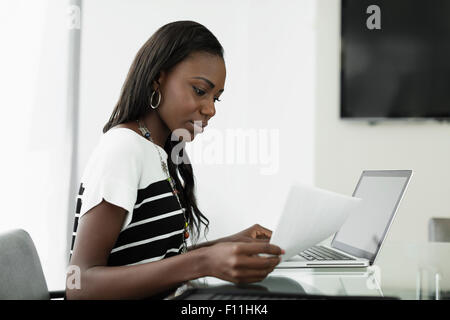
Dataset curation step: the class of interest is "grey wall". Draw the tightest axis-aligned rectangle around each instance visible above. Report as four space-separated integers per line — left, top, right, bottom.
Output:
315 0 450 290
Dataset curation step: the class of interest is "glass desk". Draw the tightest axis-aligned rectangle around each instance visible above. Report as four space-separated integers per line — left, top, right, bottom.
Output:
174 242 450 300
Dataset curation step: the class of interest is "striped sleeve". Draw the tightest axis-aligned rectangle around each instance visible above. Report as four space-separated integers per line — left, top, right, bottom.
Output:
77 130 143 230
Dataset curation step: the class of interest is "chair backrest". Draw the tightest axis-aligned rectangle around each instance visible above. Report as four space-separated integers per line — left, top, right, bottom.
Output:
0 229 50 299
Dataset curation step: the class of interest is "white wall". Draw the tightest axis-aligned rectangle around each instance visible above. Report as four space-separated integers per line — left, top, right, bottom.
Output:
315 0 450 290
77 0 316 242
0 0 71 291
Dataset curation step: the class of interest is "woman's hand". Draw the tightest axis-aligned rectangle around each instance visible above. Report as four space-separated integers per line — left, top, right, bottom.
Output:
225 224 273 243
202 242 285 284
187 224 273 251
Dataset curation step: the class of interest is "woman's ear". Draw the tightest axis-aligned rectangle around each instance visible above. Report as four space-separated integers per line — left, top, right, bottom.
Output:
153 71 166 91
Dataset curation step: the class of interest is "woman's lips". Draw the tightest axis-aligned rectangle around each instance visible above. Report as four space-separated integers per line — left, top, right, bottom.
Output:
189 120 205 133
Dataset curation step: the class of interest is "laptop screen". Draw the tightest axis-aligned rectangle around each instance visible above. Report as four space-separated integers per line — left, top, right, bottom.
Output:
331 170 412 263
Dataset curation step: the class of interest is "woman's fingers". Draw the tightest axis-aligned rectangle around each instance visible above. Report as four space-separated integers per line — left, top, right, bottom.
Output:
233 242 285 256
231 254 281 269
209 241 284 284
252 224 272 239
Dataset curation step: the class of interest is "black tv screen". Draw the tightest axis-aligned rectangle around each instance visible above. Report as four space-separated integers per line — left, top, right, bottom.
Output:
341 0 450 119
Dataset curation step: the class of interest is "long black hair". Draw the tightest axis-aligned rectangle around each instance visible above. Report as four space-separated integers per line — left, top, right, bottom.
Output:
103 21 224 241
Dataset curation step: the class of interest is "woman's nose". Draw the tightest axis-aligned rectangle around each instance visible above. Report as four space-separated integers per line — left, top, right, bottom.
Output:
201 100 216 118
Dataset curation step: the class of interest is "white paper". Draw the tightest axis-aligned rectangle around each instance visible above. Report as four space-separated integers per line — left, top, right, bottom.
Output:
270 184 363 261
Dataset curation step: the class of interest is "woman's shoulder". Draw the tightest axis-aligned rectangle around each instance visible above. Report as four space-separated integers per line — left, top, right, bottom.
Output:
83 127 143 171
82 123 168 192
81 126 144 182
101 123 169 187
101 124 168 163
101 125 144 151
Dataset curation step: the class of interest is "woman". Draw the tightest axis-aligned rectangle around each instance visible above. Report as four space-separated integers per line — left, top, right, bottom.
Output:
67 20 284 300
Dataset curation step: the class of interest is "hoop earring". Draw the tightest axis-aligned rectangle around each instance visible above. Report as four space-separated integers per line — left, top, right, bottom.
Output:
150 90 161 109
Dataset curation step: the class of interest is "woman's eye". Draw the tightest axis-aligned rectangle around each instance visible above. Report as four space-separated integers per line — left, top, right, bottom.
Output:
214 97 221 103
193 86 206 96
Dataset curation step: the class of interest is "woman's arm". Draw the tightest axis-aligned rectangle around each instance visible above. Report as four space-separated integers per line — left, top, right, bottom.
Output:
67 200 283 300
187 238 222 251
67 199 208 299
188 224 272 251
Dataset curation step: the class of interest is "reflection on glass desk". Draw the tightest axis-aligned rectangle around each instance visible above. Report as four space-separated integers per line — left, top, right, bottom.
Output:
175 242 449 300
182 267 383 300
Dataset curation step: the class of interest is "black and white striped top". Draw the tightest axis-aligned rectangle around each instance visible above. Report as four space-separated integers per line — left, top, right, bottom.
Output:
69 127 185 269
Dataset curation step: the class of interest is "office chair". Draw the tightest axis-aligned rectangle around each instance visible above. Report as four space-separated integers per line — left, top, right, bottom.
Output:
0 229 65 299
426 218 450 299
429 218 450 242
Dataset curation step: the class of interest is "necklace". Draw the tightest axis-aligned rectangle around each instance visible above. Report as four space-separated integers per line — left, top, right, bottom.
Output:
136 119 189 254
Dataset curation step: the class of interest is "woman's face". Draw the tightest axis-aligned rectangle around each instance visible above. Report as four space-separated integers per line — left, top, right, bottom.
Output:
156 51 226 141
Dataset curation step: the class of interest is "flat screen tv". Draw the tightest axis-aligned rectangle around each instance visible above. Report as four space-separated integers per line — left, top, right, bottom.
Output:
341 0 450 120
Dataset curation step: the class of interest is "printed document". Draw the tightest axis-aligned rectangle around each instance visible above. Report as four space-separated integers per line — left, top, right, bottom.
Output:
270 184 362 261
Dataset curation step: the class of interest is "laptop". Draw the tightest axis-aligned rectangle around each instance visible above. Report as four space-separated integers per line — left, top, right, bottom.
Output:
277 170 413 268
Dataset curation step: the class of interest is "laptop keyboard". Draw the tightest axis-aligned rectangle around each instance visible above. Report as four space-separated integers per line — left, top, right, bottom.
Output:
299 246 355 261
